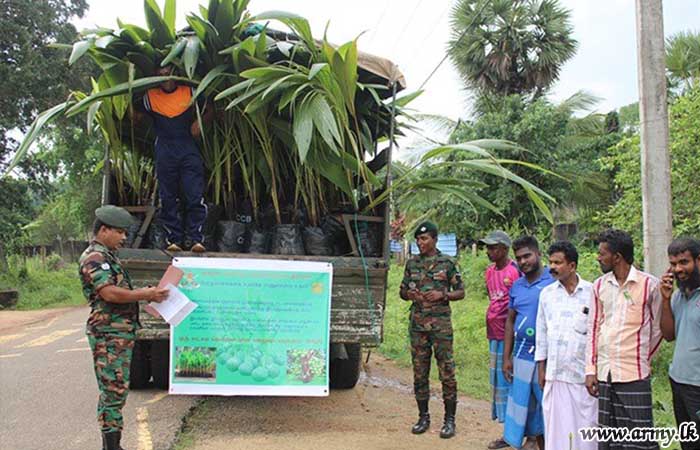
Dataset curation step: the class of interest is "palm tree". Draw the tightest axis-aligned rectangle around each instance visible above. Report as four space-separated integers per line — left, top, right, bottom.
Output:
666 30 700 92
448 0 577 99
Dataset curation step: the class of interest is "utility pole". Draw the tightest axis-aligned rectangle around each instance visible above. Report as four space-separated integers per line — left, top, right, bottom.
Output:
635 0 672 276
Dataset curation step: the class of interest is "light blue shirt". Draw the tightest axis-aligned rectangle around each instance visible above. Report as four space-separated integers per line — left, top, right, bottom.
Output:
669 287 700 387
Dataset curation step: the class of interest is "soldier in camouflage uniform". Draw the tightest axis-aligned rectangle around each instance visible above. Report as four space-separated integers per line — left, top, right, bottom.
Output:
79 205 168 450
400 221 465 439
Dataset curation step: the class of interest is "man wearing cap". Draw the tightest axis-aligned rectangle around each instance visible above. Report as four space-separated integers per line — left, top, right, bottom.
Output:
480 230 521 449
400 221 465 439
79 205 169 450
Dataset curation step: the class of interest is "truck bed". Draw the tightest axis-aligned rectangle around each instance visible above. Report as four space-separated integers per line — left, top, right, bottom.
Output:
118 249 388 346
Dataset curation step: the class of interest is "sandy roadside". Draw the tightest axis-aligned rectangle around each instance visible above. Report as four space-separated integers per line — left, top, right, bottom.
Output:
174 353 501 450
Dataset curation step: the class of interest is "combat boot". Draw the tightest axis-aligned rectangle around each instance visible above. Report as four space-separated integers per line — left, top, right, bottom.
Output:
103 431 125 450
439 399 457 439
411 399 430 434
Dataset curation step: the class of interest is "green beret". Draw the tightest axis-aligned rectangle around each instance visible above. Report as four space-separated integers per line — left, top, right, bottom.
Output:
414 221 438 238
95 205 135 228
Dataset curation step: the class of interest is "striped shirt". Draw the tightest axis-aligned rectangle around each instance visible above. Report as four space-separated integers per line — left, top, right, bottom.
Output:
584 266 663 382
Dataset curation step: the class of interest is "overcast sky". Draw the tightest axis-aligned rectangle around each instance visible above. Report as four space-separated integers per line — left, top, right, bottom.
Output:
75 0 700 121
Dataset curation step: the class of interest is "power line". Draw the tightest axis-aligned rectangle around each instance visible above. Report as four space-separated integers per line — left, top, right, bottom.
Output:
367 0 392 48
390 0 426 55
417 0 488 91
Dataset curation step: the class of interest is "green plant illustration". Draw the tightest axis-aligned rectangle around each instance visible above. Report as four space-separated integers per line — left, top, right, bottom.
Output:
175 346 217 378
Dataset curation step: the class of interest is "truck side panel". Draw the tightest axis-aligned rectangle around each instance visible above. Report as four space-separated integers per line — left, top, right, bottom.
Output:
119 251 387 346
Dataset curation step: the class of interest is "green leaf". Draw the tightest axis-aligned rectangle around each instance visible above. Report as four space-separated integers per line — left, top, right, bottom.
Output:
254 30 268 59
183 36 201 79
161 38 187 67
144 0 175 47
5 102 71 175
252 11 316 55
95 35 116 49
66 76 195 116
125 52 155 75
207 0 219 24
525 187 554 223
310 95 342 150
308 63 327 80
135 41 157 61
293 99 314 162
214 78 254 101
186 14 207 42
214 0 235 43
69 39 94 65
192 64 229 101
223 83 267 109
392 90 423 107
163 0 176 33
118 24 150 44
87 101 102 134
420 143 494 163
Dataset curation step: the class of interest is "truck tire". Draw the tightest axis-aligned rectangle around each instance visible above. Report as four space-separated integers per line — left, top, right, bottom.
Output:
129 340 151 389
150 339 170 390
329 343 362 389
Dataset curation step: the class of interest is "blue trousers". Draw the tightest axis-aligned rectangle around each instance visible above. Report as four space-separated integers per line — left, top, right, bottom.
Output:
154 137 207 244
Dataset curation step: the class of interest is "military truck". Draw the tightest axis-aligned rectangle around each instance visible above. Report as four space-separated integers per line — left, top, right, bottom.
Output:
119 52 405 391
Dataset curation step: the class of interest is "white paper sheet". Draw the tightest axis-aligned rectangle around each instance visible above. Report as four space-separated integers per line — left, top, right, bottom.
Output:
148 283 197 327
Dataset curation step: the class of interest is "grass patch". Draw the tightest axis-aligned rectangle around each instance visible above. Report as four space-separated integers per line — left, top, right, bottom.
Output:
0 255 85 310
379 252 676 429
172 398 212 450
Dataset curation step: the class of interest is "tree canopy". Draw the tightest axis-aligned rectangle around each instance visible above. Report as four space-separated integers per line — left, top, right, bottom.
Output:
448 0 577 100
0 0 89 170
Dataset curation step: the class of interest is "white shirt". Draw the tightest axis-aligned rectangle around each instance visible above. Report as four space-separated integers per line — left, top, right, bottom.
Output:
535 275 593 384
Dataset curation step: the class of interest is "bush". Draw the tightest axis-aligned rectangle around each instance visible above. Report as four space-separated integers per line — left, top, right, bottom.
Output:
0 256 84 310
46 254 64 271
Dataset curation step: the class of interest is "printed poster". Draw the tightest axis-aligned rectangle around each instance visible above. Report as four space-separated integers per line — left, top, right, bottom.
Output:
168 257 332 396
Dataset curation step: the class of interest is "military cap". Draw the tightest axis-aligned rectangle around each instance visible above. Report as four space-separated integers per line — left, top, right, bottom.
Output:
95 205 135 228
479 230 512 247
414 221 438 238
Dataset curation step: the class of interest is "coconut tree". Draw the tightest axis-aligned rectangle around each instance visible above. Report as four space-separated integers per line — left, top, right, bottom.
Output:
666 30 700 93
448 0 577 100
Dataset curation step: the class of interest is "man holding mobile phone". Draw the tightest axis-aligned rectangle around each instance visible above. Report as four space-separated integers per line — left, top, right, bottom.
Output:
660 238 700 450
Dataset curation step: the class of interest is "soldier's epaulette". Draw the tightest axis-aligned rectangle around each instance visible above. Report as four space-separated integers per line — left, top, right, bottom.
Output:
81 252 107 271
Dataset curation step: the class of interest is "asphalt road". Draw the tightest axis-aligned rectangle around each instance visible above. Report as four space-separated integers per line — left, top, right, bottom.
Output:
0 307 198 450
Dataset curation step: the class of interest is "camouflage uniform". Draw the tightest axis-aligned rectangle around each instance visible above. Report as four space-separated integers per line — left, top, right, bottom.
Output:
79 241 139 433
401 251 463 402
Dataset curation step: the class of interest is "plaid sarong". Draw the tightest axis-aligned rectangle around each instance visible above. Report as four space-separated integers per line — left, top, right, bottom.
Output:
490 339 511 422
598 376 659 450
504 357 544 448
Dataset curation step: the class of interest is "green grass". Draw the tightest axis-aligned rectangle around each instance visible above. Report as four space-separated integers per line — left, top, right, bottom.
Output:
0 256 85 310
379 252 677 430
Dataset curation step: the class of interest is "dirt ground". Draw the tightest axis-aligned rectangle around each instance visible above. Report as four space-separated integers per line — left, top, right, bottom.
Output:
176 353 501 450
0 306 76 333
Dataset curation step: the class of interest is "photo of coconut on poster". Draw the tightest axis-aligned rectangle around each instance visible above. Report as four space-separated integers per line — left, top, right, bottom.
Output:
168 257 332 396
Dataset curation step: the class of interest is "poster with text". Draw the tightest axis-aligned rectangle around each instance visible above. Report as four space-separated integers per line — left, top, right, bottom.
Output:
169 257 332 396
